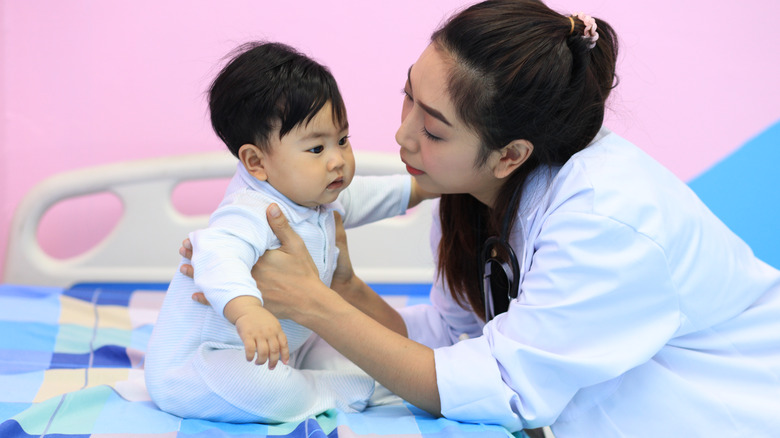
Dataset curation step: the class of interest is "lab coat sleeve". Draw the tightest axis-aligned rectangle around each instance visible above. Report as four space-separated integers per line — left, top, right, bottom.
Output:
338 175 411 228
189 203 271 318
434 211 681 431
398 200 484 348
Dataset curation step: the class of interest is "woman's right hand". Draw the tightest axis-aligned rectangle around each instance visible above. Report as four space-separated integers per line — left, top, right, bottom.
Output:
328 212 363 300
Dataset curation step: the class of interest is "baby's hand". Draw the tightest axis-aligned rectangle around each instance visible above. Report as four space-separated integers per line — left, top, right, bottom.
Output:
408 178 439 208
233 305 290 369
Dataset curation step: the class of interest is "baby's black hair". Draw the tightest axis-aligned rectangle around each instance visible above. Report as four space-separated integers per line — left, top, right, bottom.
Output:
208 41 347 157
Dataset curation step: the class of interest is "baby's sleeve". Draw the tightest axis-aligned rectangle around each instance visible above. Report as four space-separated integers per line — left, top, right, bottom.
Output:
189 203 271 318
338 175 411 228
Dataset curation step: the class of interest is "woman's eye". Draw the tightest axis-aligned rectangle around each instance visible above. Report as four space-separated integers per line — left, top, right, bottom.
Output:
402 88 413 101
338 135 350 146
421 127 442 142
308 145 324 154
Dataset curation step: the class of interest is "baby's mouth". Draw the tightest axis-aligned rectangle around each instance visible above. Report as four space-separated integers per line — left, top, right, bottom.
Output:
327 177 344 190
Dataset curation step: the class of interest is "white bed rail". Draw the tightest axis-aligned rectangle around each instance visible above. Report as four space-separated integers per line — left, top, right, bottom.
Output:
4 151 434 287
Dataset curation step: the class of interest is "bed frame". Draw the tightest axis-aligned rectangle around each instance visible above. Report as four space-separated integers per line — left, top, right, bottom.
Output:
4 150 435 287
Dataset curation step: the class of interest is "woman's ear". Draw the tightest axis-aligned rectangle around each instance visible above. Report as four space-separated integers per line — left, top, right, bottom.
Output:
238 144 268 181
493 139 533 179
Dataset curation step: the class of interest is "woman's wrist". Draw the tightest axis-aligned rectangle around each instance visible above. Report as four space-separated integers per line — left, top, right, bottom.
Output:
331 272 366 301
296 282 349 328
331 277 408 337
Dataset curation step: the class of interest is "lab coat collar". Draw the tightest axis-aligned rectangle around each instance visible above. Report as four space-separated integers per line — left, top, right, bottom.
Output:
516 126 612 228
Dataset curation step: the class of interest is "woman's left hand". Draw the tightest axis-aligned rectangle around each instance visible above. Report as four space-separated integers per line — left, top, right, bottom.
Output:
188 204 332 320
248 204 328 320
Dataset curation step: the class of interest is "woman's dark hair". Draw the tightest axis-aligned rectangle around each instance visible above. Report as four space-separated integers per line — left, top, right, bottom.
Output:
432 0 619 320
208 41 347 157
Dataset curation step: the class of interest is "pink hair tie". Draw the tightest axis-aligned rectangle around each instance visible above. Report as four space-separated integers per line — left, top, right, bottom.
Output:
574 12 599 49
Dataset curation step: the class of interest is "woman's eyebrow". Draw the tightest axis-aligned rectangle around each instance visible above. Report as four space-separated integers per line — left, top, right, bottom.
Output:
419 102 452 127
407 64 452 127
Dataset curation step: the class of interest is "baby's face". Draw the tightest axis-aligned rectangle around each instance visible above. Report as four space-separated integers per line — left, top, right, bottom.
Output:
263 102 355 208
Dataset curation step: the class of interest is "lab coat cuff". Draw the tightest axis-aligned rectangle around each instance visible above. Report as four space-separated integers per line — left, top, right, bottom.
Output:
434 336 525 432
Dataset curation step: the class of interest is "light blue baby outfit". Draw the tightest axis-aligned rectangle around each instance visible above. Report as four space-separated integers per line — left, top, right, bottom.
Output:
145 163 411 423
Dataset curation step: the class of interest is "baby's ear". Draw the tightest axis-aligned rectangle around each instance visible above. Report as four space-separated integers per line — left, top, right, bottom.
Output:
238 144 268 180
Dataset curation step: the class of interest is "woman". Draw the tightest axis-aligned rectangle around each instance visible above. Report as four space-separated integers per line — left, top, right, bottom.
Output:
184 0 780 435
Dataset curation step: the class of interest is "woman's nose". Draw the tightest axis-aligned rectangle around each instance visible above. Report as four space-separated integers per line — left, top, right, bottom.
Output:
395 109 418 153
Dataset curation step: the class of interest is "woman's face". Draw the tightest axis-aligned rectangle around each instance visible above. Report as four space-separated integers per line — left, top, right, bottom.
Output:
396 44 502 207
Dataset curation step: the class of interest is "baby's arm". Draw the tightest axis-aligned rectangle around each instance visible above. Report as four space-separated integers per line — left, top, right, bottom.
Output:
338 175 438 228
190 202 289 368
223 295 289 368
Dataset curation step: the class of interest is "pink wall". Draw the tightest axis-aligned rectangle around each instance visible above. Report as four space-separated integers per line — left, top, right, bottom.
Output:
2 1 779 280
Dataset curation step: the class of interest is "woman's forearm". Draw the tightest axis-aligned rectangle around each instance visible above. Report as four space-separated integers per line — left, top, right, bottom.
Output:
303 283 441 415
336 276 408 337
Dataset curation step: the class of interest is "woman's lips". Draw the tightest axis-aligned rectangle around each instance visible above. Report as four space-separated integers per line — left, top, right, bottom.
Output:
405 164 425 176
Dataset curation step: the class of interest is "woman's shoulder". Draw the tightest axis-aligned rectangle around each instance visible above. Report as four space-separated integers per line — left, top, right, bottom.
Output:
566 128 667 182
560 128 682 195
544 128 699 239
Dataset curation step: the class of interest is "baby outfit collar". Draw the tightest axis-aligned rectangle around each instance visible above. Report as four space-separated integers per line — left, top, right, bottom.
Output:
234 162 338 224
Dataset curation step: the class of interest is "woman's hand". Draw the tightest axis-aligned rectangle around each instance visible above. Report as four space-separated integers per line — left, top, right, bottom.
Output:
188 205 406 336
248 204 330 321
329 211 361 298
183 204 327 317
178 239 194 276
184 205 340 317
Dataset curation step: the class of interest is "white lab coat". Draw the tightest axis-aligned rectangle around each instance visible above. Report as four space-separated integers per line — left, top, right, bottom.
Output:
400 128 780 437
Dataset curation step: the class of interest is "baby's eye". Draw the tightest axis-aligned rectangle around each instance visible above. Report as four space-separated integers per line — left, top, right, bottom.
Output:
308 145 324 154
338 135 350 146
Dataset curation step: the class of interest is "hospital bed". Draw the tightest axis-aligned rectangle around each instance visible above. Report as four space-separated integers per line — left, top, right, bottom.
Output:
0 151 523 437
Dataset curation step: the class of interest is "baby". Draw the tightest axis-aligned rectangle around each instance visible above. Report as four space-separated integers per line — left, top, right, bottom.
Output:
145 42 425 423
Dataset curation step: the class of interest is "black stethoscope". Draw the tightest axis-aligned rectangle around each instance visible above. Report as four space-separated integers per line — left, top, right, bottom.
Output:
479 184 524 322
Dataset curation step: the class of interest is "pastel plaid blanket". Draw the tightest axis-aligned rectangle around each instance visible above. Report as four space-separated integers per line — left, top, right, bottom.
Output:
0 283 519 437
